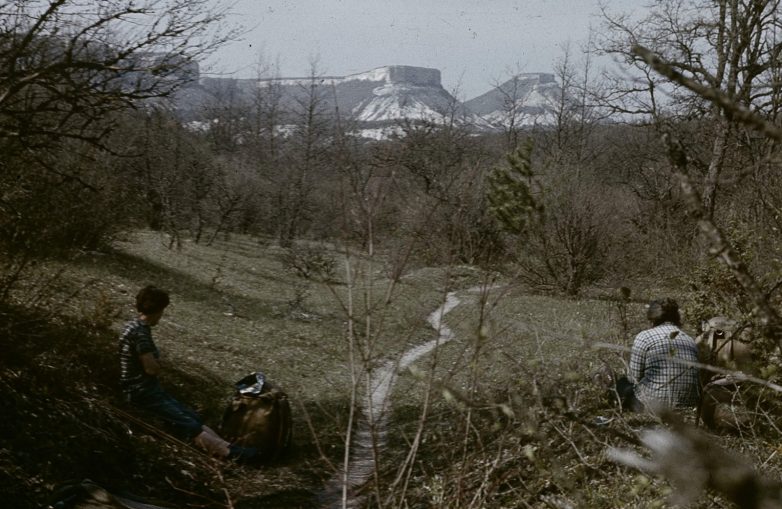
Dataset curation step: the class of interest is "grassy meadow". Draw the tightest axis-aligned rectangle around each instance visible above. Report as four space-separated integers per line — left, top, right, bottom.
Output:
3 229 780 508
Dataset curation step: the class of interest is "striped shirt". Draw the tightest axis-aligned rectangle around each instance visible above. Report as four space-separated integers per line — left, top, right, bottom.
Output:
629 323 700 409
118 318 159 393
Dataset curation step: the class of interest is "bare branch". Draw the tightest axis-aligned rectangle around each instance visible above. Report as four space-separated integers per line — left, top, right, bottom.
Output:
632 44 782 142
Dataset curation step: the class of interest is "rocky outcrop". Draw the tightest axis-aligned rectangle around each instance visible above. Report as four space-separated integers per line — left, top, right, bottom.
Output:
249 65 469 124
172 66 559 135
344 68 459 123
343 65 442 86
464 73 560 127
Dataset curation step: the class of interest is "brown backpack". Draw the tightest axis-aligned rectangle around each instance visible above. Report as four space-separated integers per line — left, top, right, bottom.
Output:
219 372 292 461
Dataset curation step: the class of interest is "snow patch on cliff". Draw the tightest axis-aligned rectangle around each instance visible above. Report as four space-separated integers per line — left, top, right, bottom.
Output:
352 83 452 122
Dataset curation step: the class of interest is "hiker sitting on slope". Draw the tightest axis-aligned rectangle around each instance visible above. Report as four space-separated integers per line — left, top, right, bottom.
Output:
614 298 701 413
119 285 257 463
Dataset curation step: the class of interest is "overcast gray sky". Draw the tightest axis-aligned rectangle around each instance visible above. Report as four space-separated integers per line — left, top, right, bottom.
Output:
206 0 649 99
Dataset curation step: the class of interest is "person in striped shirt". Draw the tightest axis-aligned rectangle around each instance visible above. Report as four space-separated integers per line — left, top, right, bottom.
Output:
615 298 701 412
119 285 257 463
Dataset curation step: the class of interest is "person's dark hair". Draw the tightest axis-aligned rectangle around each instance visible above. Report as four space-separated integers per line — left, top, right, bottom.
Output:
646 297 681 326
136 285 170 315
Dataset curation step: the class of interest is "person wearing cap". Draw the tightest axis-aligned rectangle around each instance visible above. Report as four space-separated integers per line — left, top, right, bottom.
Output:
615 298 701 412
119 285 258 463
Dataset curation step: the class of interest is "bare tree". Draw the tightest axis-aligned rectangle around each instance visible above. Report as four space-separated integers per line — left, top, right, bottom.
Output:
489 64 533 151
541 41 607 172
0 0 239 155
275 59 333 246
488 142 619 295
199 77 248 153
0 0 239 298
250 53 285 163
596 0 782 220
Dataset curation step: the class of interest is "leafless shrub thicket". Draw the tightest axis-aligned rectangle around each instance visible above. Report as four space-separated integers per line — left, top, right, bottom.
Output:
331 1 782 507
0 0 240 300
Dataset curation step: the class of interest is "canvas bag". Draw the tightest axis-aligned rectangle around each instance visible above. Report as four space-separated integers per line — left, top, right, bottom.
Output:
219 372 292 461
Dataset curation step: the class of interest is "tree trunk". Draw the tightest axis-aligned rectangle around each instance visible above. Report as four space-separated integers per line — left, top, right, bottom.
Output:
702 121 731 220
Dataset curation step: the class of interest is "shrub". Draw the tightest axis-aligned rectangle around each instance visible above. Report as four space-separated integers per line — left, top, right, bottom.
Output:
280 244 337 282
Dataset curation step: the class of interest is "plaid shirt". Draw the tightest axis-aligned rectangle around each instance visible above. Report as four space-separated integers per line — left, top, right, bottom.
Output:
629 323 700 408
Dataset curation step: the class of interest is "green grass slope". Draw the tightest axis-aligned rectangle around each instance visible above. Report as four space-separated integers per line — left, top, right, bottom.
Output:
1 230 780 508
0 230 455 508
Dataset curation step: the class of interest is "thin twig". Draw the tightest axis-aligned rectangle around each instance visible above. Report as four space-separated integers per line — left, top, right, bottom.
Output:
297 399 337 471
631 44 782 143
551 422 596 469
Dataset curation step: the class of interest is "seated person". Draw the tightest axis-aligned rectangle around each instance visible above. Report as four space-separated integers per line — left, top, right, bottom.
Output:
615 298 700 412
119 285 257 462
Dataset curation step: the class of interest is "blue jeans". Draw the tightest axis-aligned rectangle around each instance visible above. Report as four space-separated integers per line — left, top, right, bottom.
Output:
615 375 643 412
127 382 203 439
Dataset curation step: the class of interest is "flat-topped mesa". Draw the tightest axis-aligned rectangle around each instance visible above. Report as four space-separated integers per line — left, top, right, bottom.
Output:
345 66 442 87
255 65 442 88
514 72 556 84
178 65 559 134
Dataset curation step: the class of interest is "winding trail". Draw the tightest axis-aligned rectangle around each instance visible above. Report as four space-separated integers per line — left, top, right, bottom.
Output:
318 291 466 508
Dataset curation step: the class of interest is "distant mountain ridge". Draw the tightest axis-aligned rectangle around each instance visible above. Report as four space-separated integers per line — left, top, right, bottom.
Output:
173 64 560 135
465 73 560 127
261 66 463 123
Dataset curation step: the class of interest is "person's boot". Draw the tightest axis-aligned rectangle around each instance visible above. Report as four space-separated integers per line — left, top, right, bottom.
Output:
193 429 231 458
227 444 259 464
194 428 259 463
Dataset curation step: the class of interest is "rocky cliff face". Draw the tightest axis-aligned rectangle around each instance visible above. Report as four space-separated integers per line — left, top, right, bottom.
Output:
464 73 561 127
174 65 558 135
347 66 442 86
248 65 470 124
342 66 460 123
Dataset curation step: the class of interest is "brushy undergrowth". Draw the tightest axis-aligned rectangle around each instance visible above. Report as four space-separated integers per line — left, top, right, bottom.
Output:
1 230 781 508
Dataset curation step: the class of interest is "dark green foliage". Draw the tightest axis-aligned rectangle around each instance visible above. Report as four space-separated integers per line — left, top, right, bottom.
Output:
486 140 615 295
486 140 544 236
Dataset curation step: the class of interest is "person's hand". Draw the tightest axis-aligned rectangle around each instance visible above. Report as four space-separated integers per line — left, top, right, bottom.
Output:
139 352 161 376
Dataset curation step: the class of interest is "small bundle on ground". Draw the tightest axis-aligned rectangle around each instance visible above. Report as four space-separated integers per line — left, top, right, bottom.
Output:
219 372 293 462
